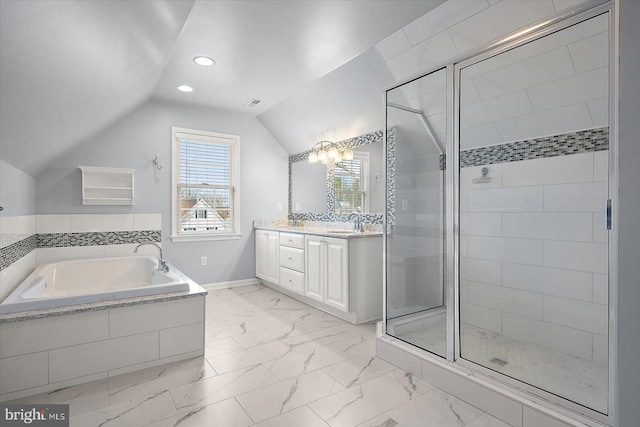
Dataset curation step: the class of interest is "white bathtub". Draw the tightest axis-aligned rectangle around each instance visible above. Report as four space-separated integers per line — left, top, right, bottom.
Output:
0 256 190 315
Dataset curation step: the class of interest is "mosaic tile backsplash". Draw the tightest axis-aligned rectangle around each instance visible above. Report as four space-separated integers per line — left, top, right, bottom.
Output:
288 129 386 224
1 230 161 271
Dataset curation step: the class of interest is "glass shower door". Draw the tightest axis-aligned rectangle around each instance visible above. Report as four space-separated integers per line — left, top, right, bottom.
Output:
385 68 448 358
457 12 610 413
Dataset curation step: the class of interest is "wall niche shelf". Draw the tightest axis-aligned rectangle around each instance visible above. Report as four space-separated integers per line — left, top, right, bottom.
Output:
79 166 136 205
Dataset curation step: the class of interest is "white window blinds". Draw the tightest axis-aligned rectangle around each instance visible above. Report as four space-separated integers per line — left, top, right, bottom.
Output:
172 128 240 239
334 152 369 214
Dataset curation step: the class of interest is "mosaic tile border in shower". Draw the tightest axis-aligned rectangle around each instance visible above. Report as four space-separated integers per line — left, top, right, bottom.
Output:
0 230 161 271
460 127 609 168
0 235 37 270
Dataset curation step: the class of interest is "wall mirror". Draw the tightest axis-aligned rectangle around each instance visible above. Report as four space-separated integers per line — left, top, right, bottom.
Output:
289 130 385 219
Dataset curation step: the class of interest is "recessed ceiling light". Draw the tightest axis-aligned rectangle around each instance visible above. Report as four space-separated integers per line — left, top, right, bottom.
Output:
193 56 215 67
177 85 193 93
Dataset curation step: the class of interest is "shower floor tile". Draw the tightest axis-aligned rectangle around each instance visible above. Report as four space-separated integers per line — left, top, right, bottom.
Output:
394 322 608 413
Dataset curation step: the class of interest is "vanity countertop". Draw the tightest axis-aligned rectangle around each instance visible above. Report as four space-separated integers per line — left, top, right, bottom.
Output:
254 225 382 239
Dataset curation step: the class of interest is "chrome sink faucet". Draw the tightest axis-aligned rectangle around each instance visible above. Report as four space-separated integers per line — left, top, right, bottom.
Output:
348 212 364 233
135 242 169 272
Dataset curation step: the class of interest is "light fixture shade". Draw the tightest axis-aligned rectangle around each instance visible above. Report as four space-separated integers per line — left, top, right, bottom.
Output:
342 147 354 160
327 146 340 159
193 56 216 67
308 152 319 163
318 149 328 162
335 152 343 162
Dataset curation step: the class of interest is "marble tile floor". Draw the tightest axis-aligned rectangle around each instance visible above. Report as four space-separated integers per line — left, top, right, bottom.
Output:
395 321 608 413
10 284 510 426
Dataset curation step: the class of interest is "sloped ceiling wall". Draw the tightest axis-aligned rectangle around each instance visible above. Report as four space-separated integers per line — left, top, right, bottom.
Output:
1 0 445 177
0 0 194 175
258 48 395 156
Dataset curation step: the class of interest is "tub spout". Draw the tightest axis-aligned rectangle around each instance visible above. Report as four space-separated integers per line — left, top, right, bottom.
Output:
135 242 169 273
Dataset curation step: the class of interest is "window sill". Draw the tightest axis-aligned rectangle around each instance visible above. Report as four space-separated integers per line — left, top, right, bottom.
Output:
171 233 242 243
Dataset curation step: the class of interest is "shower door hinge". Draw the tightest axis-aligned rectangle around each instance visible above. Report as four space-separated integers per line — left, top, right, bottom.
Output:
606 199 612 230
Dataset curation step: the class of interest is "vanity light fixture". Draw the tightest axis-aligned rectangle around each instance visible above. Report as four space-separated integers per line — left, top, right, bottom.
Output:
193 56 215 67
342 146 354 161
308 140 350 164
177 85 193 93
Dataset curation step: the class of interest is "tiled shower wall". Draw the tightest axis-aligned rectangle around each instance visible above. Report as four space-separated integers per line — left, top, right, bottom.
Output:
460 128 608 364
0 214 161 301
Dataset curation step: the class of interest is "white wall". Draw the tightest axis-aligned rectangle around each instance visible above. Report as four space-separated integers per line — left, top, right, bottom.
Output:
34 98 289 285
0 160 34 217
616 0 640 424
0 160 36 300
258 48 395 156
291 161 327 213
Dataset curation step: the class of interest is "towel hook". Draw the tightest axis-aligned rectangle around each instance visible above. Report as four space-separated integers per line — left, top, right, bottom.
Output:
152 154 164 170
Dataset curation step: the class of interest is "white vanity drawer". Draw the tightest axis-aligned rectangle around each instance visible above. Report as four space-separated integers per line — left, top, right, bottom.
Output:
280 232 304 249
279 267 305 295
280 246 305 272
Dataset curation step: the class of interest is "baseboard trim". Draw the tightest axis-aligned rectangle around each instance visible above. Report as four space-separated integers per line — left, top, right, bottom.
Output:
201 278 261 290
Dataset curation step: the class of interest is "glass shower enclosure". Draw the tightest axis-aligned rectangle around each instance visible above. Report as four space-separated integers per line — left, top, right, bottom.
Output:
385 68 448 359
384 2 614 421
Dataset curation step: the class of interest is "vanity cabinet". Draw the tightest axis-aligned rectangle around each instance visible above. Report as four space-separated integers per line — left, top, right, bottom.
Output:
305 235 349 312
279 232 305 295
255 230 279 284
255 228 382 324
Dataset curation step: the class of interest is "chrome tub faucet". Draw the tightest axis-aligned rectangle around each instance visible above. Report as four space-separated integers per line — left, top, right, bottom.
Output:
135 242 169 272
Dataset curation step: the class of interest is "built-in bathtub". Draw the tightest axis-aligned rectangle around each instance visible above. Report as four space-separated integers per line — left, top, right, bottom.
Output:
0 256 206 402
0 256 190 315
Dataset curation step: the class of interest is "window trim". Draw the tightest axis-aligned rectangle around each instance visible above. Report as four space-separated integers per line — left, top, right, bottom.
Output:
334 151 370 214
171 127 241 242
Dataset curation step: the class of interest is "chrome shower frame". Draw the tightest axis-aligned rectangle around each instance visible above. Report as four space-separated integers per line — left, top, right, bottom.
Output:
382 0 618 424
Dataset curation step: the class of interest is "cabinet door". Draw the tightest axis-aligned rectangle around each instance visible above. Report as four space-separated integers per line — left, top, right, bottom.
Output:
256 231 279 284
255 230 269 280
305 236 324 302
324 237 349 312
266 232 280 284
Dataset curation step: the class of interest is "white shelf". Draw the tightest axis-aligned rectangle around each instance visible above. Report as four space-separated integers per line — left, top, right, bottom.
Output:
80 166 136 206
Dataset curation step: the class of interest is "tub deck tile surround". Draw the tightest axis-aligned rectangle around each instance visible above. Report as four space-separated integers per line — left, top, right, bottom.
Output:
5 284 509 426
0 282 206 324
0 277 207 401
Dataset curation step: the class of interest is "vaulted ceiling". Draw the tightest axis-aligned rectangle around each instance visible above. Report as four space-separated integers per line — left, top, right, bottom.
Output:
0 0 443 176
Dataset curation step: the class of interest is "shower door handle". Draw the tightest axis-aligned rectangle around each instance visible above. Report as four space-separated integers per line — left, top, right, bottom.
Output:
606 199 612 230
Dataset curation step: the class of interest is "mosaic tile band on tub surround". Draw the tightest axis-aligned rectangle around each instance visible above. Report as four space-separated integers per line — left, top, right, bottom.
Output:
0 230 161 271
0 235 37 270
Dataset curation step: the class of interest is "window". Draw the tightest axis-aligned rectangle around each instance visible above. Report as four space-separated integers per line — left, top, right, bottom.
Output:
172 127 241 241
334 152 369 214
